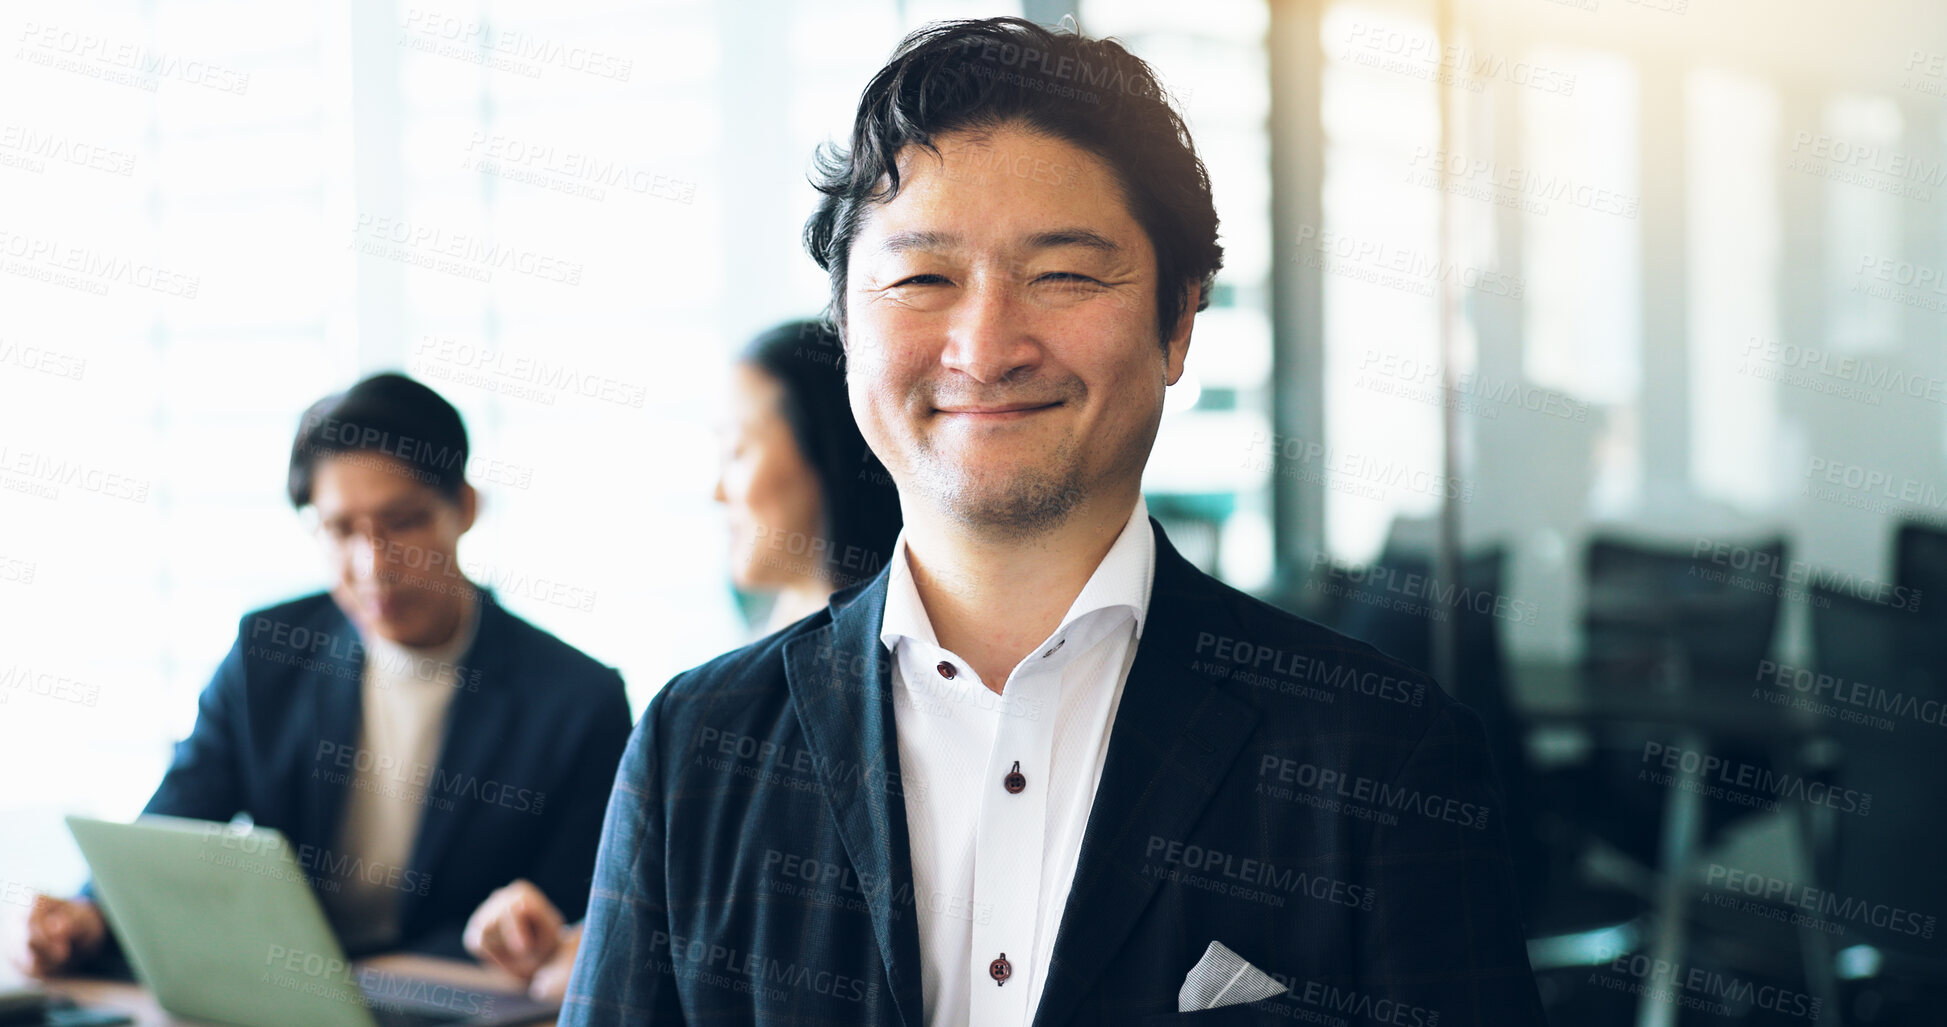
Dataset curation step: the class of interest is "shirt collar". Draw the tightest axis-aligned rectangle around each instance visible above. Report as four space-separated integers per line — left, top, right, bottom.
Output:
878 495 1154 656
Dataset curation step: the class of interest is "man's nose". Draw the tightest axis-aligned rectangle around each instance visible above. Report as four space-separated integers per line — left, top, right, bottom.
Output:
349 533 382 581
940 276 1040 384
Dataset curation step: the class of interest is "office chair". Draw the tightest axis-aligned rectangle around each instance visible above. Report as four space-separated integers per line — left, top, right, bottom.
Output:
1808 583 1947 1019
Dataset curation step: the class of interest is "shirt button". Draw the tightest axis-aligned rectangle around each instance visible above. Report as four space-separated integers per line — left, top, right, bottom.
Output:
989 952 1012 986
1042 638 1065 658
1003 760 1026 794
936 661 955 679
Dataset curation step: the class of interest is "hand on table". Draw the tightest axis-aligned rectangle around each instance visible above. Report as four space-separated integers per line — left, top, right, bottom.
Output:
13 895 105 978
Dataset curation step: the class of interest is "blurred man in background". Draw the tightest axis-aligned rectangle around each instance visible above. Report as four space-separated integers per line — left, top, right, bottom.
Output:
16 373 630 977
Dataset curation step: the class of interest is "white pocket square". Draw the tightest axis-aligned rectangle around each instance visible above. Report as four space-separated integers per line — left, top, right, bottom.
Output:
1177 940 1289 1012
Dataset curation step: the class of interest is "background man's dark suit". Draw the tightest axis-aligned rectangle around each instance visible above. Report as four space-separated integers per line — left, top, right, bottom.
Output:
565 521 1545 1025
85 588 631 961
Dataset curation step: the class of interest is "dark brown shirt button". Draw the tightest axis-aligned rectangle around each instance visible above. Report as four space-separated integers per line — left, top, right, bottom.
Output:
1004 760 1026 794
989 952 1011 986
936 661 955 679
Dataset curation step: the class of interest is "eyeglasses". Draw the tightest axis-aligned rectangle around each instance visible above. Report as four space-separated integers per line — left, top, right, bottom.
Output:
300 504 441 551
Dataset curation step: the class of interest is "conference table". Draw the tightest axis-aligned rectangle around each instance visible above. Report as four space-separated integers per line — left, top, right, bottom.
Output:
42 954 556 1027
1513 661 1842 1027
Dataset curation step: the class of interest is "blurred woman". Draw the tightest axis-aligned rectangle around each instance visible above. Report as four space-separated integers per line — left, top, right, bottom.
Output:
463 319 901 999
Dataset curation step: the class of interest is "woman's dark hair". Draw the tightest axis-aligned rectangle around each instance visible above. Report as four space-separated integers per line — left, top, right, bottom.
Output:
803 16 1223 345
287 372 470 508
742 320 903 588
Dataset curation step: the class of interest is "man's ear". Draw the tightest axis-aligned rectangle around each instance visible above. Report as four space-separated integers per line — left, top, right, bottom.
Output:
1164 282 1200 386
455 482 479 535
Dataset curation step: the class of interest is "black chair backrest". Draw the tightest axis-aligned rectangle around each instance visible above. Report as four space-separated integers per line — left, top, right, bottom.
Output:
1581 535 1787 691
1894 520 1947 612
1327 545 1544 911
1810 584 1947 961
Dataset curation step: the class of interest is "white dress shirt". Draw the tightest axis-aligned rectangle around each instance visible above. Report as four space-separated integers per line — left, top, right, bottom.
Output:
881 497 1154 1027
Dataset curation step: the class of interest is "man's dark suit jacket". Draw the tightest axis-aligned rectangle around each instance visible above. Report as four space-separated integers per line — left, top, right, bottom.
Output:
564 521 1545 1026
85 588 631 961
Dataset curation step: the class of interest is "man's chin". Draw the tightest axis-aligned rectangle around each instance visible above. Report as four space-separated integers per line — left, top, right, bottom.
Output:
921 468 1086 537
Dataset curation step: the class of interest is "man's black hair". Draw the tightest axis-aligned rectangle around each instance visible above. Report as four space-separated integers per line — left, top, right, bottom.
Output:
803 16 1224 346
741 320 903 588
287 372 470 508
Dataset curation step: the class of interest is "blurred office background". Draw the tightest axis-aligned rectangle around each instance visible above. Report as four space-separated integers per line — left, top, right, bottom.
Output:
4 0 1946 1021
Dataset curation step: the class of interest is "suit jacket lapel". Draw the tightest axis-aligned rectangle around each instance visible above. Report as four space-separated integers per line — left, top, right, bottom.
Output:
1031 523 1262 1027
785 571 925 1027
308 605 366 857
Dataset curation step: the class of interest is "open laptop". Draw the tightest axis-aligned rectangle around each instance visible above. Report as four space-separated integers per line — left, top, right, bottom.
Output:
65 815 558 1027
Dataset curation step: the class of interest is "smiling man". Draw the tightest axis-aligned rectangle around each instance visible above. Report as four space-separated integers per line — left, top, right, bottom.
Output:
565 17 1543 1027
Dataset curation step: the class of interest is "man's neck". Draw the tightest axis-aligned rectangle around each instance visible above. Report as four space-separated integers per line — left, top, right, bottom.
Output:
903 489 1138 695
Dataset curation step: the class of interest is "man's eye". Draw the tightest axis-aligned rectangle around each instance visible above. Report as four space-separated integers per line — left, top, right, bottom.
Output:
892 274 950 287
386 511 433 534
1037 273 1099 284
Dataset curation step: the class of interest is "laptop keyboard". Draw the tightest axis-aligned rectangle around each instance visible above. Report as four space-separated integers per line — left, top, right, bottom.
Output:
368 1006 469 1027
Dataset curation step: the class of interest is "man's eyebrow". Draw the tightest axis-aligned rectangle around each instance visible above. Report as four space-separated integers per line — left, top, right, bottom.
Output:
877 230 959 254
1024 228 1121 254
873 228 1122 255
